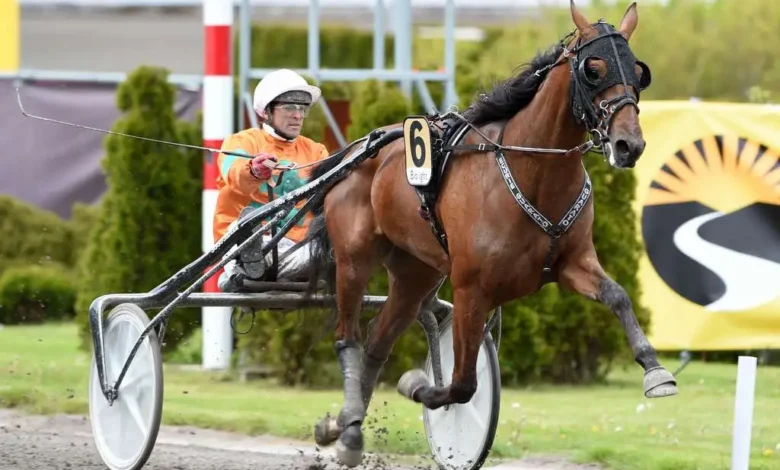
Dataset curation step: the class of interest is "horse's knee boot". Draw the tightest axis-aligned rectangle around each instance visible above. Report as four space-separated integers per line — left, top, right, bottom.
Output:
643 366 678 399
360 352 387 409
335 340 366 426
397 369 430 403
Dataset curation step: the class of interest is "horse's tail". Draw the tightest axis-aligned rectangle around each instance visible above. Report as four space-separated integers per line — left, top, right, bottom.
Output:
305 211 336 299
304 129 393 298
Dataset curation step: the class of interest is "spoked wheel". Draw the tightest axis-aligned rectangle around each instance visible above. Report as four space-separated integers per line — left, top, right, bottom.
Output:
88 303 163 470
422 314 501 470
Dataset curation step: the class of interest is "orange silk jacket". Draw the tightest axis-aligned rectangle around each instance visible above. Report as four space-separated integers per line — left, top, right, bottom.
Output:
212 126 329 244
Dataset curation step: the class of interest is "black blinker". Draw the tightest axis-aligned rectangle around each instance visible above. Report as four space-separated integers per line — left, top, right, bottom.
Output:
577 59 601 88
637 61 652 91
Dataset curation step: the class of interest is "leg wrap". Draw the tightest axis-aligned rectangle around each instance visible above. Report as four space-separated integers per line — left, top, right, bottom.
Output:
360 352 387 409
335 340 365 427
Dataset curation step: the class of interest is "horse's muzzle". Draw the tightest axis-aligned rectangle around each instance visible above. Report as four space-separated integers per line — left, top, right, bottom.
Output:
613 136 645 168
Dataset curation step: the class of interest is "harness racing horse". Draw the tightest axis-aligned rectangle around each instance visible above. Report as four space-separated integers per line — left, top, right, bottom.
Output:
305 1 676 466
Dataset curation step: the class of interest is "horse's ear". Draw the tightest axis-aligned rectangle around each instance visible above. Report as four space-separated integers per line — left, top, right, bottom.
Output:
618 2 639 41
569 0 597 38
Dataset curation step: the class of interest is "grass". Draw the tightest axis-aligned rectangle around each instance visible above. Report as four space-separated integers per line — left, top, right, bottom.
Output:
1 321 779 470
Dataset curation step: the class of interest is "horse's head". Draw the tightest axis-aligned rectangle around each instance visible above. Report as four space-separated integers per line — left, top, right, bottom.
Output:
567 1 651 169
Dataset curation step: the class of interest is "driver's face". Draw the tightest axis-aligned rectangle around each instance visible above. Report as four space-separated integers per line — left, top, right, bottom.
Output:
269 103 310 138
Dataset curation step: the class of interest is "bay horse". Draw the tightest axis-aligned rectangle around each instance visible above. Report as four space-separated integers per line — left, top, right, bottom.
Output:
304 1 677 466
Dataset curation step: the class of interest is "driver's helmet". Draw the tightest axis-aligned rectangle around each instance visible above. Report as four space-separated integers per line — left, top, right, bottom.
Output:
252 69 322 117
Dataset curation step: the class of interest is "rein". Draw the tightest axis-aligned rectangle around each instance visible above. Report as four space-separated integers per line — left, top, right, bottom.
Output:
438 109 599 156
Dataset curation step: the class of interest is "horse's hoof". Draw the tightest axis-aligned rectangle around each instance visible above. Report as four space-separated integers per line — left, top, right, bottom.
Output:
644 366 678 398
335 424 364 468
397 369 430 402
314 413 341 446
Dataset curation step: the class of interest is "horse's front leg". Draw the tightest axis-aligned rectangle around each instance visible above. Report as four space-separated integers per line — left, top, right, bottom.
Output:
397 282 489 409
558 246 678 399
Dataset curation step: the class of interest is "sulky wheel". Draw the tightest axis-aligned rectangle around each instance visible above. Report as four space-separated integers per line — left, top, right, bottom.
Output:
422 314 501 470
88 303 163 470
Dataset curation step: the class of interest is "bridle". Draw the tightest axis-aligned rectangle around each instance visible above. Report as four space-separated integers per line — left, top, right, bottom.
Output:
567 20 651 152
442 20 652 161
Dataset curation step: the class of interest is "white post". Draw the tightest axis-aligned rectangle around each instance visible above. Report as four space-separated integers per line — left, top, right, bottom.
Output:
202 0 235 370
731 355 757 470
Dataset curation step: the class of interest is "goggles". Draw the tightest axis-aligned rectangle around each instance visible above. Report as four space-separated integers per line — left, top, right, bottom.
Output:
273 102 310 117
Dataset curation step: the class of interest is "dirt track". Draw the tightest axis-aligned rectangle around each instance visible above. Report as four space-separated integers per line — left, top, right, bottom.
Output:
0 409 601 470
0 409 422 470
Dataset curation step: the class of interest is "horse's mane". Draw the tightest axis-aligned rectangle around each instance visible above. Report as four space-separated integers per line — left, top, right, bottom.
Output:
308 35 571 187
462 40 567 127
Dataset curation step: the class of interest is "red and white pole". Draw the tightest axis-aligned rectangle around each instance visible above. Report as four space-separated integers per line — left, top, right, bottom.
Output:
202 0 234 370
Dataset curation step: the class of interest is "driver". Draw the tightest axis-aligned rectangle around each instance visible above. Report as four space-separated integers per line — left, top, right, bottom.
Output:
212 69 329 291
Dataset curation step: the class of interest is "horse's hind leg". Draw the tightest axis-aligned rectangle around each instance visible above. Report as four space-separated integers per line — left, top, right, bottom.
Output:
558 247 679 399
326 247 381 468
314 247 442 465
311 205 388 467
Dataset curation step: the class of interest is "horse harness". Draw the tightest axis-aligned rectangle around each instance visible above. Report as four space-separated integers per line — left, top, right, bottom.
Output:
408 20 651 274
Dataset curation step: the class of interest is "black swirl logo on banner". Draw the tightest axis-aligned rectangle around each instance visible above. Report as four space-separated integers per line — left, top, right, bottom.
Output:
641 134 780 312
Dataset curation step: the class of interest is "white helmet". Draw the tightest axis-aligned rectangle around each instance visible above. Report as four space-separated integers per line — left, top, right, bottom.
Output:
253 69 321 116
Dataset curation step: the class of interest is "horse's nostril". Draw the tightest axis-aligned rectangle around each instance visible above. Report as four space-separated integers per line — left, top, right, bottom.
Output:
615 139 630 158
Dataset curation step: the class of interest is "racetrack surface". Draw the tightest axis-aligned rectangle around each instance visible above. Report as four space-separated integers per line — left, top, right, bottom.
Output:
0 410 424 470
0 409 600 470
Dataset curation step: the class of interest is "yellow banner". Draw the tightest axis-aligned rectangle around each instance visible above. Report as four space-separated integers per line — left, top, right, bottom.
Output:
0 0 19 71
635 100 780 351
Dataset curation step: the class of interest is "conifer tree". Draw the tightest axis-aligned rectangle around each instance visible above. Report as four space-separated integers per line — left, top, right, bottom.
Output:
74 66 202 355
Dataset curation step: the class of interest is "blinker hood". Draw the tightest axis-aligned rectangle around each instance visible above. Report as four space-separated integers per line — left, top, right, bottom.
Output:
573 22 648 97
569 20 651 132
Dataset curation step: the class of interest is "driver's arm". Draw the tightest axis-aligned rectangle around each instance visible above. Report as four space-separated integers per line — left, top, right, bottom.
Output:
217 134 274 195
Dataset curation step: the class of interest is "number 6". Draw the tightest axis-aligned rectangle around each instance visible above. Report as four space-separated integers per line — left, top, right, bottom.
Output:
410 120 426 167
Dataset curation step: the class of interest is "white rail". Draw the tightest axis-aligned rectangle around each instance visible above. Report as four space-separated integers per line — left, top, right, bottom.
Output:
0 69 202 90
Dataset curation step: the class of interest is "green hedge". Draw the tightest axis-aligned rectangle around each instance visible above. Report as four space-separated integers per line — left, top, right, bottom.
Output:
73 65 203 356
0 196 76 276
245 24 395 71
346 79 412 140
0 264 76 325
0 191 98 326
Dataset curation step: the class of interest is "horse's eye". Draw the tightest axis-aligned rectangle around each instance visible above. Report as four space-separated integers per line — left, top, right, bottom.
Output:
579 58 602 86
585 65 600 81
